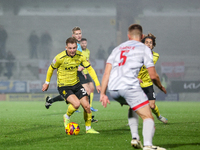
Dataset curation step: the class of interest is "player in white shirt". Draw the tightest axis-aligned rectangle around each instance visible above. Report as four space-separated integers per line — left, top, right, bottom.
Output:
100 24 167 150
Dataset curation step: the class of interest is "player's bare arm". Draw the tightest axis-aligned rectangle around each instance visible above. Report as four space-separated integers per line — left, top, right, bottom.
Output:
78 66 84 71
42 65 54 92
42 83 49 91
147 66 167 94
100 94 110 108
95 85 101 93
100 63 112 107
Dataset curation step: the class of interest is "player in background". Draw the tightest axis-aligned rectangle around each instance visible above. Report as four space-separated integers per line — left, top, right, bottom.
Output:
42 37 100 134
80 38 98 112
100 24 167 149
138 33 168 123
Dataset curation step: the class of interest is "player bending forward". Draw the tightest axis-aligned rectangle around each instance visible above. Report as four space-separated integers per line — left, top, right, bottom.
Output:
100 24 167 150
42 37 100 134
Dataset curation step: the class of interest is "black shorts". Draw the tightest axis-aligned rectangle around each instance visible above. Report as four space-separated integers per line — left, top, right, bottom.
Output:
58 82 88 103
142 85 156 100
78 71 93 84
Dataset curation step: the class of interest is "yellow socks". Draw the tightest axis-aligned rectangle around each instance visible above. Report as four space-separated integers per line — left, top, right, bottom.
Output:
151 104 160 118
84 111 92 127
90 92 94 107
66 104 77 117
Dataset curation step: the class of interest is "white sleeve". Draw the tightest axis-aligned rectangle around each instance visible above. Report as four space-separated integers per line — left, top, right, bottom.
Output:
144 47 154 68
106 47 117 65
106 54 114 64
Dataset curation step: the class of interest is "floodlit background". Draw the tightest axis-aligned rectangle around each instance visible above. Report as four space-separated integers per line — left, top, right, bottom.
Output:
0 0 200 101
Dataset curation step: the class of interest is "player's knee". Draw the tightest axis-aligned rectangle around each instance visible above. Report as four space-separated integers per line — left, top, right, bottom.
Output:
143 114 154 120
83 104 91 113
140 111 154 120
150 104 155 109
149 101 155 109
73 101 81 109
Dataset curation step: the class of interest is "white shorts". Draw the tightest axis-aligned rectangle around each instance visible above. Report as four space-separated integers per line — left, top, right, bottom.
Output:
109 88 149 111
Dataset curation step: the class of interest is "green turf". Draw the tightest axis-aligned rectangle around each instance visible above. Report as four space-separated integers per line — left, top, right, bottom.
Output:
0 101 200 150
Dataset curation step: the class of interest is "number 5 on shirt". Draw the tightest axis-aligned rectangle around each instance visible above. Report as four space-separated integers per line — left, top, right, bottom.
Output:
119 50 130 66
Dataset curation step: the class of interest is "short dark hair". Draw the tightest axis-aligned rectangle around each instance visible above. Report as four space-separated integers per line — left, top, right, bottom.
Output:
81 38 87 42
66 37 77 45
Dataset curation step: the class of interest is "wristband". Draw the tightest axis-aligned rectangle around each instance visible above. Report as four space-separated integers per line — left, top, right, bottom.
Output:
45 81 50 85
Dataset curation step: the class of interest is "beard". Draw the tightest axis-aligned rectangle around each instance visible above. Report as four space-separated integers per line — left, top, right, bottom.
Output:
81 47 87 50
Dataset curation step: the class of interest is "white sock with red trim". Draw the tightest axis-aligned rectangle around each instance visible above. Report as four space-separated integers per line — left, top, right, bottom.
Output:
142 118 155 146
128 107 139 140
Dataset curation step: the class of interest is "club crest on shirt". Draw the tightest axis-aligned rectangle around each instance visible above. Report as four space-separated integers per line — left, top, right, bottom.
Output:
75 60 80 64
52 58 56 65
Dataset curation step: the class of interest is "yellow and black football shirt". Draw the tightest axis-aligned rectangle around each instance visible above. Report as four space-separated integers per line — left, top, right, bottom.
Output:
138 51 159 88
45 50 100 87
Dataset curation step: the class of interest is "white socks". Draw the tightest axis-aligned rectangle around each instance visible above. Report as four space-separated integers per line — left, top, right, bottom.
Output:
64 114 70 119
86 126 91 131
142 118 155 146
128 107 155 146
128 108 140 140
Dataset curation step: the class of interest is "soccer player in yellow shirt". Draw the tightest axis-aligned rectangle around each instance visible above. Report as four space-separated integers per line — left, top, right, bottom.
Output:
138 33 168 123
44 27 98 122
42 37 101 133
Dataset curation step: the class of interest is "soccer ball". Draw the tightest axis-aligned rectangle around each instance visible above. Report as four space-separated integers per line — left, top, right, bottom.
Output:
65 122 80 135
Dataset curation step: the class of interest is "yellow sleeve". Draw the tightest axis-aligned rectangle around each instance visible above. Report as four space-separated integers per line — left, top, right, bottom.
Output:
86 66 100 86
81 54 90 68
51 56 61 69
153 52 159 65
45 65 55 83
88 50 90 60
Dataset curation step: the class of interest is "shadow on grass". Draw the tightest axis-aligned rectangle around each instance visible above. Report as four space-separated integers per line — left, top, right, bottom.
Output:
1 124 85 148
162 142 200 149
2 124 62 135
97 118 126 122
0 133 83 148
96 127 130 136
161 121 200 125
1 134 64 145
41 112 66 116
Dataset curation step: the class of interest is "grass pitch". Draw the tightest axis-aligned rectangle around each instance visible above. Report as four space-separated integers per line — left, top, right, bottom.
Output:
0 100 200 150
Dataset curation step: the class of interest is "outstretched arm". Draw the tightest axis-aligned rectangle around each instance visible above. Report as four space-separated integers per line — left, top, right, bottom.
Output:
42 65 54 92
87 66 101 93
100 63 112 108
147 66 167 94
